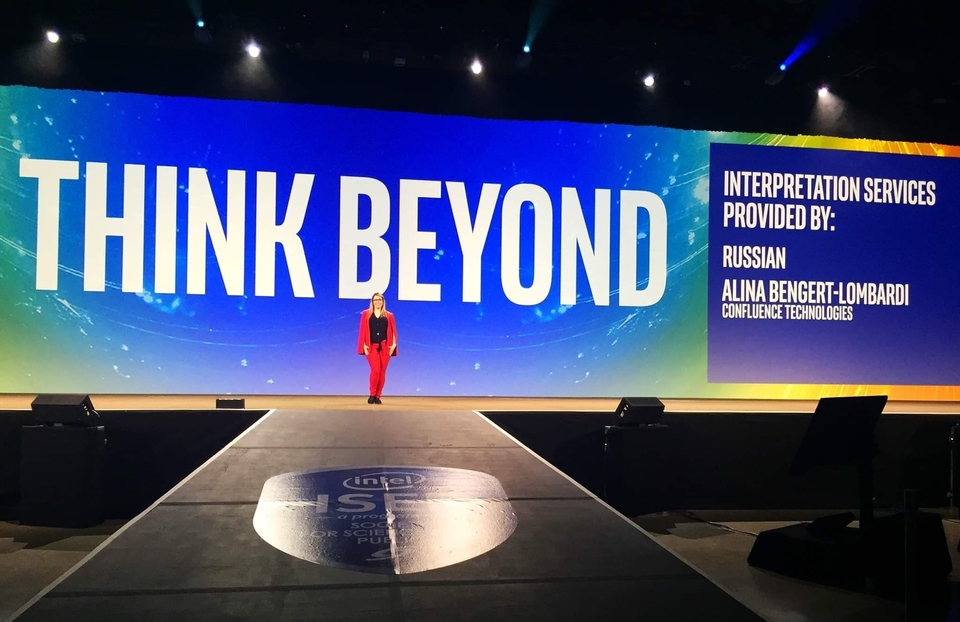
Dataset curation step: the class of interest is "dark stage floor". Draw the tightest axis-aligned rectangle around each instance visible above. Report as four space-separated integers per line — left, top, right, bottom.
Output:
11 408 762 621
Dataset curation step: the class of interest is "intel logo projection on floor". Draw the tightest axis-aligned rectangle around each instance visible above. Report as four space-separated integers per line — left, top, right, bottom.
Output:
252 466 517 574
342 471 426 491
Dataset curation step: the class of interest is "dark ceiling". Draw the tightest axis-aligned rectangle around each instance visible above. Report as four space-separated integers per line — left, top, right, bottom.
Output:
0 0 956 141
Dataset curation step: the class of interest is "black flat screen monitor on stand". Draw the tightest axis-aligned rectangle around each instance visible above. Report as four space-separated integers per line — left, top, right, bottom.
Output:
790 395 888 528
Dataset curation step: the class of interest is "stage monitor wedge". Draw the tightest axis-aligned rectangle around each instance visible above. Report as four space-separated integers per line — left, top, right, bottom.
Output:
30 394 100 426
615 397 665 425
216 398 246 409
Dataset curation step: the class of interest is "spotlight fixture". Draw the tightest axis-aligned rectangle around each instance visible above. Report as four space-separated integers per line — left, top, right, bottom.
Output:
779 63 786 71
246 42 261 58
818 86 829 97
46 30 60 44
197 19 205 28
523 44 531 53
471 59 483 75
643 74 655 87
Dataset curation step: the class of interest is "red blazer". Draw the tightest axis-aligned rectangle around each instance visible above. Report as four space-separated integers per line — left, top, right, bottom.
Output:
357 309 398 356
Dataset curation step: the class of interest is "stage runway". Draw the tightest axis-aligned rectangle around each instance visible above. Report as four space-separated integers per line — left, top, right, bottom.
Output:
11 408 763 621
2 393 960 415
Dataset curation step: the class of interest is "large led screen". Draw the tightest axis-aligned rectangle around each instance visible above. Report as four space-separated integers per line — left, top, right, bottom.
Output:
1 84 958 399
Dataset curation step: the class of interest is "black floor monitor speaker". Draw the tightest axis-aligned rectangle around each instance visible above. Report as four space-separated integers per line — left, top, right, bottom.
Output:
216 398 246 409
615 397 664 425
30 394 99 426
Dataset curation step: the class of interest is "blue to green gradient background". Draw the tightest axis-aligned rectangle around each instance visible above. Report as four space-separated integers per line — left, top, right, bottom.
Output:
1 84 957 400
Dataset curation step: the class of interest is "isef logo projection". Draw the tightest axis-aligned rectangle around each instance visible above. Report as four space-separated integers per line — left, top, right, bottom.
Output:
252 466 517 574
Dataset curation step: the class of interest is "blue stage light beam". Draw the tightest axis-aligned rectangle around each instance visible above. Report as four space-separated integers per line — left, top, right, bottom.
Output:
779 0 865 71
525 0 558 53
186 0 204 27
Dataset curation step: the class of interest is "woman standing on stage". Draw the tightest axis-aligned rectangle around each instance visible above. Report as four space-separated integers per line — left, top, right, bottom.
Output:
357 292 398 404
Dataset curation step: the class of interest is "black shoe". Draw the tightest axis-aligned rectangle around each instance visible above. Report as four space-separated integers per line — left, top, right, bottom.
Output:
367 396 375 404
374 397 382 404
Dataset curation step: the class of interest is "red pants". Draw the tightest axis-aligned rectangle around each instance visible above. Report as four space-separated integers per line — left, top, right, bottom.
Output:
365 342 392 398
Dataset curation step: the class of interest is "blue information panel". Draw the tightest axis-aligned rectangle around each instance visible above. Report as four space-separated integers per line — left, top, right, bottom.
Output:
708 143 960 385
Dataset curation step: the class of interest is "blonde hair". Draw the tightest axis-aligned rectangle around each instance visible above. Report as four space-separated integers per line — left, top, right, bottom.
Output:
368 292 387 314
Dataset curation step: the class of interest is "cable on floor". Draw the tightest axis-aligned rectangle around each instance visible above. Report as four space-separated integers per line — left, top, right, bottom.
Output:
675 510 761 538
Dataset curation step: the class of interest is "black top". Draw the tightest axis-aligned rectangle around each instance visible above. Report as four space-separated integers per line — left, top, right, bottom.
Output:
369 313 388 343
